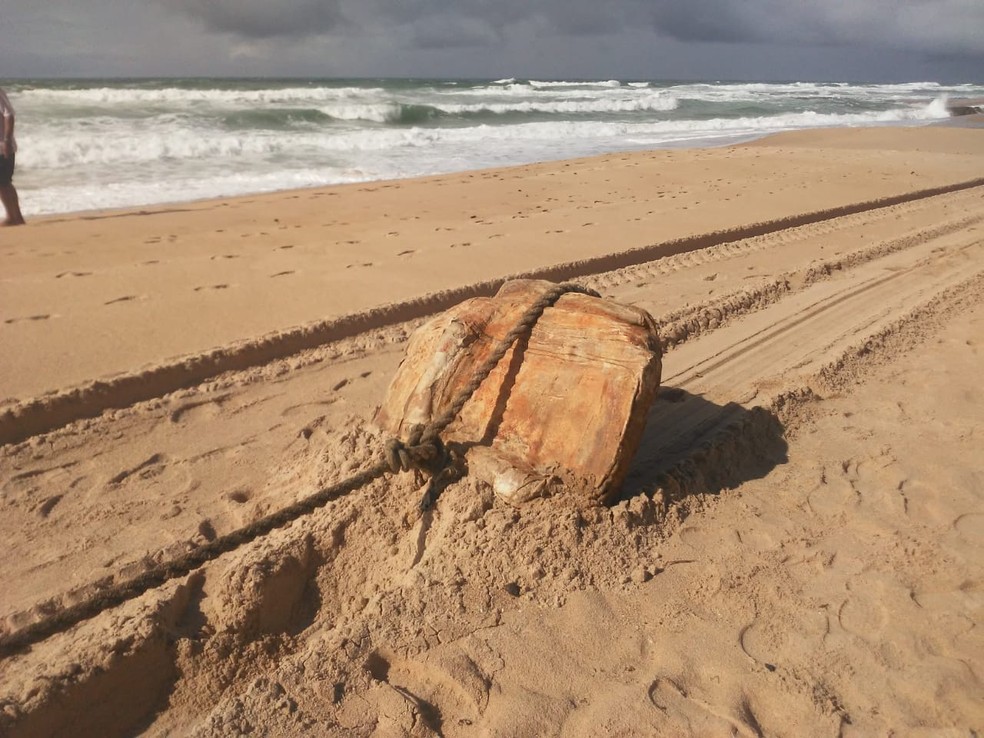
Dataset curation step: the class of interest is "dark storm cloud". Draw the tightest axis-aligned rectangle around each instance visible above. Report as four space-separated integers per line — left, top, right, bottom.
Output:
159 0 984 58
386 0 629 49
2 0 980 79
646 0 777 44
168 0 345 38
163 0 626 42
646 0 984 55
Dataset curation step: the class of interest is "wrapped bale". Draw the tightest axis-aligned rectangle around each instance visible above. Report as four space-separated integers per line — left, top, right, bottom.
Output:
375 279 662 505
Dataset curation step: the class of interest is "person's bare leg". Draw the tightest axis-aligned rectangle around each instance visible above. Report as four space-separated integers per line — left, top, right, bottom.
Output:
0 184 24 225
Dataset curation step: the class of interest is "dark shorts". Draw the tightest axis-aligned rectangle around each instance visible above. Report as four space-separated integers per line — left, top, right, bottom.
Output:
0 153 13 186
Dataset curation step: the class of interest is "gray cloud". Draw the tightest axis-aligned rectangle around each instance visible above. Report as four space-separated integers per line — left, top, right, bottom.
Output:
157 0 984 59
646 0 784 44
647 0 984 56
2 0 981 81
406 16 503 50
168 0 345 38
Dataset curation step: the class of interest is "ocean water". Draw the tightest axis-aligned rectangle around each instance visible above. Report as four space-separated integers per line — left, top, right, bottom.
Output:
3 77 980 217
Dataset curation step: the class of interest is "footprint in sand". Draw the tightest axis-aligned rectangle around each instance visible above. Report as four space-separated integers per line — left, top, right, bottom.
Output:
953 512 984 542
107 452 166 485
105 295 138 305
4 314 51 324
210 254 239 261
739 609 826 668
270 271 295 278
280 399 337 418
397 249 416 257
225 489 252 504
37 494 64 518
194 284 230 292
894 478 947 524
647 677 759 735
169 395 230 424
277 244 295 250
197 519 217 542
55 271 92 279
679 524 737 551
345 262 373 269
836 573 908 642
806 473 858 518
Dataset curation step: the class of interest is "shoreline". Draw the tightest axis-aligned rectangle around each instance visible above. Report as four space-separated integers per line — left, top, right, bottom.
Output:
11 77 974 221
19 131 772 224
14 118 974 225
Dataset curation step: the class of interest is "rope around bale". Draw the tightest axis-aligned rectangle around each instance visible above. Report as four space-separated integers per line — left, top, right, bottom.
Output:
0 281 597 657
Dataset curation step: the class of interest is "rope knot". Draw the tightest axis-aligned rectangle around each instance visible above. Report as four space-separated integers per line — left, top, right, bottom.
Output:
383 425 449 478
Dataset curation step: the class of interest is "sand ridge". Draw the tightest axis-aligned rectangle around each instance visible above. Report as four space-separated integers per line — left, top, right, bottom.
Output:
0 126 983 736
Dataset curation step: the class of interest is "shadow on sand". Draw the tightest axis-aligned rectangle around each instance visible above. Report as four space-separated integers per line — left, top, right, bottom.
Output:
615 386 789 505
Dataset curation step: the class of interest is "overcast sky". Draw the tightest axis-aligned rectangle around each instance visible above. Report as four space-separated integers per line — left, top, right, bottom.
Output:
2 0 982 82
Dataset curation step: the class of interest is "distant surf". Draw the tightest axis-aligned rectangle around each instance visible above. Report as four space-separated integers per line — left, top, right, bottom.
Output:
3 77 980 216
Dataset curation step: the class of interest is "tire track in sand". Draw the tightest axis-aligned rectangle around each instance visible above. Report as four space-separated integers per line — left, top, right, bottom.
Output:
2 200 981 652
1 181 981 447
621 225 982 498
1 190 980 634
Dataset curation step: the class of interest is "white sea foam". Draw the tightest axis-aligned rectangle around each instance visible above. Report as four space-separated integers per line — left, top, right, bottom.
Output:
430 94 680 116
19 86 389 107
317 103 405 123
528 79 623 88
10 78 980 217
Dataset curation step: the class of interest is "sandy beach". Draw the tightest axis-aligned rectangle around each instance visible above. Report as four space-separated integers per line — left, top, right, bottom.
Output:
1 125 982 736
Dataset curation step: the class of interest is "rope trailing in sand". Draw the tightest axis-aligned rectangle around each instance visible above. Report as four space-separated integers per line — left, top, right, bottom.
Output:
0 281 597 658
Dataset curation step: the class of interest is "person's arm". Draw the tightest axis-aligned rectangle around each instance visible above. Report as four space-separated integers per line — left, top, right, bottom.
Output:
0 91 14 158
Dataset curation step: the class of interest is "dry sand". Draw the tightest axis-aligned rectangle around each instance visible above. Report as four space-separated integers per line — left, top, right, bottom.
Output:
1 125 982 736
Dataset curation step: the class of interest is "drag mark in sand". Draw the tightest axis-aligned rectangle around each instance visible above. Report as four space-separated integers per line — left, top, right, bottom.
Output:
4 314 51 324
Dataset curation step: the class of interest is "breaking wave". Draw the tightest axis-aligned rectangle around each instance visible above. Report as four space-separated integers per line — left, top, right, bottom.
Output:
8 77 981 216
